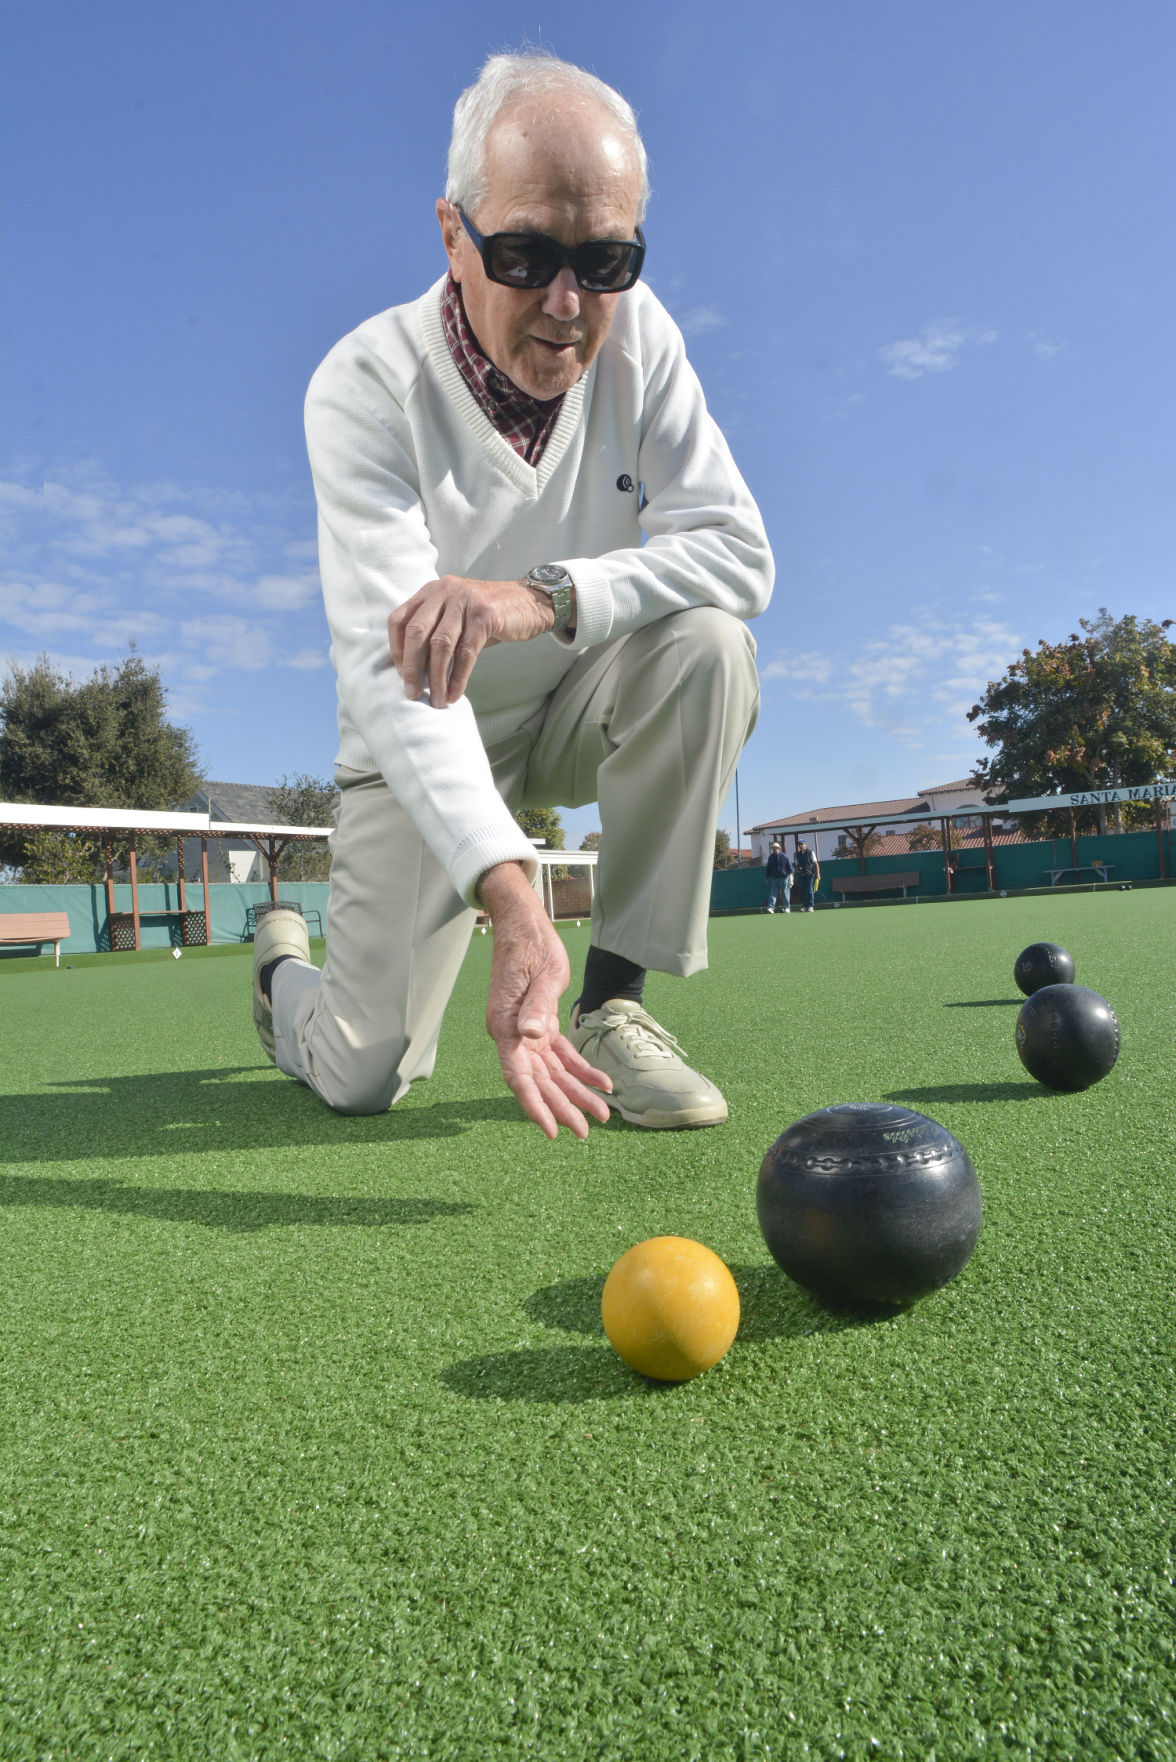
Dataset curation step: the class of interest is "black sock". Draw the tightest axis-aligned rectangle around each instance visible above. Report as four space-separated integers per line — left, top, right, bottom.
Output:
259 954 296 1002
577 945 647 1016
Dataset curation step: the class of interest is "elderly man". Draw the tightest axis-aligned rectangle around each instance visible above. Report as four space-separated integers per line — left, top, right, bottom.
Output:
252 51 773 1138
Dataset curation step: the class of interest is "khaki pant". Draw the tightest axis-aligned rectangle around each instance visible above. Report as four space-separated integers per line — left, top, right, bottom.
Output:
272 607 759 1114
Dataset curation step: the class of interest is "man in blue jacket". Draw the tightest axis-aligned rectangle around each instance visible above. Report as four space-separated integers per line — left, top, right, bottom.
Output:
765 841 793 913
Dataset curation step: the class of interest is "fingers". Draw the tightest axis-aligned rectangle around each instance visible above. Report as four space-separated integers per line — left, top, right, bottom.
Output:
388 583 492 705
549 1031 612 1095
497 1036 612 1140
389 577 549 706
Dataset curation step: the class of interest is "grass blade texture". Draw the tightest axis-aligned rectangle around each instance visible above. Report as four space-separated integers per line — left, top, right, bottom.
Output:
2 891 1174 1760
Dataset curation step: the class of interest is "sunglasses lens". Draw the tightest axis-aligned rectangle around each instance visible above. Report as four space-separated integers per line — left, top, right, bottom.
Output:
575 242 639 291
485 237 560 288
480 231 644 292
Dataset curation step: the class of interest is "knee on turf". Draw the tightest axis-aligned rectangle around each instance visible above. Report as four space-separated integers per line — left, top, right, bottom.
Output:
318 1040 416 1117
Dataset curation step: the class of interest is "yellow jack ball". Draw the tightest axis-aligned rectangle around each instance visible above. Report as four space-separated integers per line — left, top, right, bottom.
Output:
602 1236 740 1382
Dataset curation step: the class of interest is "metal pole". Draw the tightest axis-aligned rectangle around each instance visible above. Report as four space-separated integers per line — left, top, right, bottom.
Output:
735 770 742 866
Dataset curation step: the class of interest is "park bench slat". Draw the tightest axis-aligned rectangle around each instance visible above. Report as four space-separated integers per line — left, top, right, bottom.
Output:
833 871 921 898
0 911 72 965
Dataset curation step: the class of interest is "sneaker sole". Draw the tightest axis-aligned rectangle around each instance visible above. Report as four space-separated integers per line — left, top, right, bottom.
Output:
606 1094 729 1130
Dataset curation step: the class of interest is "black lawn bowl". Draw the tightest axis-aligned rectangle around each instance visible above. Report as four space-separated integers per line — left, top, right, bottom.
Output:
756 1103 983 1310
1015 983 1120 1093
1014 941 1076 996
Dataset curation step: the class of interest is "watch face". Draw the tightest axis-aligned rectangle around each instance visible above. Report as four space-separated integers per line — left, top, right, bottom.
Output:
530 565 568 586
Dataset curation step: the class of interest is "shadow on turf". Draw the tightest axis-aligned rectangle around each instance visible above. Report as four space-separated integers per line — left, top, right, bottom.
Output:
2 1067 526 1163
524 1265 885 1346
885 1081 1044 1104
446 1267 890 1402
0 1173 475 1234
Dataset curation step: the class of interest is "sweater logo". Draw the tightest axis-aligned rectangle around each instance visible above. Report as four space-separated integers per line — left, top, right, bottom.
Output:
616 474 635 493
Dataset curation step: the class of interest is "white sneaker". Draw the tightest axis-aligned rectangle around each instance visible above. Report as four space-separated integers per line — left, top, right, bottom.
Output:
252 907 311 1061
806 907 814 913
569 999 728 1129
782 907 790 913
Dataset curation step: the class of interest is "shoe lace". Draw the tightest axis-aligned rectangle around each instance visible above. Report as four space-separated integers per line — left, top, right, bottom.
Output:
600 1008 684 1065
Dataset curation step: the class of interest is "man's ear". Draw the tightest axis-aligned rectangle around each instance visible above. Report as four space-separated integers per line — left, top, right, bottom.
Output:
436 199 463 282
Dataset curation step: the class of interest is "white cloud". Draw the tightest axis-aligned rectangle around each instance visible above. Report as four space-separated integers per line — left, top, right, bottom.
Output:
879 319 998 380
254 572 320 611
761 613 1022 746
0 464 333 761
759 650 834 686
1025 331 1064 360
677 306 727 338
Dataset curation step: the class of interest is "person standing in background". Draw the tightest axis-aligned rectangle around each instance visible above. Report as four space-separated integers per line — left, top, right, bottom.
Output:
765 840 792 913
792 838 819 911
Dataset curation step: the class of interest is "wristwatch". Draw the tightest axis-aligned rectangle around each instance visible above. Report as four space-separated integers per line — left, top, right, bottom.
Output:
526 564 576 634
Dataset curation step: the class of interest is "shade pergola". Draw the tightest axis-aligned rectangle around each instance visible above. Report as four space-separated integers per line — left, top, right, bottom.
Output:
749 805 1012 895
0 803 333 951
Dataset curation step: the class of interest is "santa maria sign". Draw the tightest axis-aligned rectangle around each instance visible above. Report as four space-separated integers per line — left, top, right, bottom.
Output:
1005 781 1176 814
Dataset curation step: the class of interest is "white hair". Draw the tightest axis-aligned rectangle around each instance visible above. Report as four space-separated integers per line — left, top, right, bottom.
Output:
445 50 649 223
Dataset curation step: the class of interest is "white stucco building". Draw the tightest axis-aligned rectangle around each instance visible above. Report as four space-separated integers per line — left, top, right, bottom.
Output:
747 777 999 864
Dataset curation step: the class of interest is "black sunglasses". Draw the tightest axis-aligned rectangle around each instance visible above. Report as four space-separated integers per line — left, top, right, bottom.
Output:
455 207 646 293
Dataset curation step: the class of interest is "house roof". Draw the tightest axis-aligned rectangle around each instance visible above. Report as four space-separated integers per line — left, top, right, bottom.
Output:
833 825 1032 857
190 782 285 824
917 777 984 795
750 795 929 831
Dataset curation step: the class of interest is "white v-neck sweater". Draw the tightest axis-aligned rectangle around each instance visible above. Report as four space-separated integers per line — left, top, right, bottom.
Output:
305 277 774 907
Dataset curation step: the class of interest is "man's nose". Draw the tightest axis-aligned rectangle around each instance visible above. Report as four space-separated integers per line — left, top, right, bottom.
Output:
541 266 581 321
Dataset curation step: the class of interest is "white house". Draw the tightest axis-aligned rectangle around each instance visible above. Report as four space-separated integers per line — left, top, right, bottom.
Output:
747 777 1015 865
748 794 930 864
181 782 326 882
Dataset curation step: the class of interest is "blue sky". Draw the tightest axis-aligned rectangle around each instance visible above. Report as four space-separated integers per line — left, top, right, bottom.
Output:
3 0 1172 849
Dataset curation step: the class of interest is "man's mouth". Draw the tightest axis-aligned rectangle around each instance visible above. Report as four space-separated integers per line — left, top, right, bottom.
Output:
533 336 579 353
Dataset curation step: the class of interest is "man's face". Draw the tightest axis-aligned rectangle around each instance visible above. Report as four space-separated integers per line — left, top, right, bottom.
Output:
437 99 642 400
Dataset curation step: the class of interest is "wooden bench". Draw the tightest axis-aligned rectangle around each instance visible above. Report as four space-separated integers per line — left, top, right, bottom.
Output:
833 870 921 901
0 911 71 965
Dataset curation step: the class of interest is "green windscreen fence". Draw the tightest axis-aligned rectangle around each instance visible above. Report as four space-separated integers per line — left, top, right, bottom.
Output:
4 827 1171 954
0 883 331 954
710 826 1172 912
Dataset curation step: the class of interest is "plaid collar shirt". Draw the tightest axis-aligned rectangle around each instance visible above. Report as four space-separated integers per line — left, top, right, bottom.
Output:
441 274 565 467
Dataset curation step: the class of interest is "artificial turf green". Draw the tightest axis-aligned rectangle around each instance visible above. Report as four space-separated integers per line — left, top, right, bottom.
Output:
2 892 1174 1761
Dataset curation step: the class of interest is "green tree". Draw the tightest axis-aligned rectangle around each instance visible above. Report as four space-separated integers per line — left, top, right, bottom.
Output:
834 825 885 865
967 609 1176 835
579 829 602 852
515 806 566 878
12 829 101 885
268 773 339 881
0 650 204 875
713 828 735 870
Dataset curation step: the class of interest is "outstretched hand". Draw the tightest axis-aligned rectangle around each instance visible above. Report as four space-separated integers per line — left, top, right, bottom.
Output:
479 862 612 1140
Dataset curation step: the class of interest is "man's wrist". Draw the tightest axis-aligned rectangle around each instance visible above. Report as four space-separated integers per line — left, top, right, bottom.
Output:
525 564 576 634
477 859 536 915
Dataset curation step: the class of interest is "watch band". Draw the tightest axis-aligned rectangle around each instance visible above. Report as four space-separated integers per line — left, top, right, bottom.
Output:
526 564 575 634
